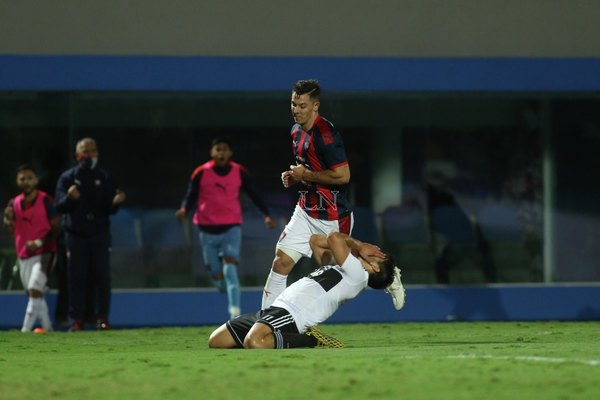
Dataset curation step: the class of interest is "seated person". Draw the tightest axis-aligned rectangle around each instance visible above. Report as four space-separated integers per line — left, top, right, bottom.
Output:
208 232 403 349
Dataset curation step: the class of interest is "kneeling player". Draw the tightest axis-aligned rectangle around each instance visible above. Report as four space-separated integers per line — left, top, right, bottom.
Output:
208 232 402 349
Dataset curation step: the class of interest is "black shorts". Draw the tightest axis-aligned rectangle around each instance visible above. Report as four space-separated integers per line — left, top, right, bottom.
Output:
226 307 298 348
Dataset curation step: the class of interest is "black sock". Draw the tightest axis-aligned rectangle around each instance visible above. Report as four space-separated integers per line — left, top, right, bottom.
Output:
273 331 318 349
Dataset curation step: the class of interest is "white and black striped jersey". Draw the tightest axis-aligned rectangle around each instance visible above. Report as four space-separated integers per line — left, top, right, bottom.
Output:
272 252 368 333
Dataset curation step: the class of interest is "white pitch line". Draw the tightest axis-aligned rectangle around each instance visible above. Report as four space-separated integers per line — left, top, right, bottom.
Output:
449 353 600 367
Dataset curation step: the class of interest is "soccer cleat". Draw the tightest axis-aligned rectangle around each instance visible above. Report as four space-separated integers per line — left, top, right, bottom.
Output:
385 266 406 310
306 326 345 348
96 319 112 330
33 328 47 334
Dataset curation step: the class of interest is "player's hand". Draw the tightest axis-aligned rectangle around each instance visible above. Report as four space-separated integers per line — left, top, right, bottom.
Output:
264 216 276 229
113 190 126 205
4 206 14 220
289 164 307 182
358 243 386 262
175 208 186 222
67 185 80 200
25 239 43 252
281 170 298 188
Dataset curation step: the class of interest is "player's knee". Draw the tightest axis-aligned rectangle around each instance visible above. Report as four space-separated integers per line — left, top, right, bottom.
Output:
271 251 295 275
211 271 224 281
208 332 226 348
243 334 266 349
222 256 238 265
29 289 43 298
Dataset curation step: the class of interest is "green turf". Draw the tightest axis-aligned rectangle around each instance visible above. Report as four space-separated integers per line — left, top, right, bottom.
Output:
1 322 599 400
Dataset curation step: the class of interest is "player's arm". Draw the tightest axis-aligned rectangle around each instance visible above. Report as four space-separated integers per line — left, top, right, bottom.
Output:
3 200 15 233
309 234 334 266
176 170 202 221
327 232 385 267
54 173 77 212
48 218 61 239
43 197 62 243
105 173 123 215
289 163 350 186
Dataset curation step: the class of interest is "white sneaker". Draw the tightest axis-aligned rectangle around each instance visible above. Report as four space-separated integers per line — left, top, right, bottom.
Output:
385 267 405 310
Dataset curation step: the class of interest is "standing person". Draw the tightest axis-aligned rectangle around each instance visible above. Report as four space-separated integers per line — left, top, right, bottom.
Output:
55 137 126 331
176 137 276 319
208 232 395 349
3 164 60 333
423 159 496 284
261 79 405 311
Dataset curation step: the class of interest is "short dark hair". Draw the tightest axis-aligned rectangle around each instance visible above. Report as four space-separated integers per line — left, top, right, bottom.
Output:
367 254 396 289
293 79 321 100
16 164 37 176
212 137 232 149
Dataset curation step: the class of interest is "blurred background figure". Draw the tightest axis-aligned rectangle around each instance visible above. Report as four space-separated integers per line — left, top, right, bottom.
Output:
423 159 497 284
55 138 126 331
4 164 60 332
176 137 275 319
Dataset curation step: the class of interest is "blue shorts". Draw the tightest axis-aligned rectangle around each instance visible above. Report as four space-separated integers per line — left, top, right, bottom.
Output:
198 225 241 275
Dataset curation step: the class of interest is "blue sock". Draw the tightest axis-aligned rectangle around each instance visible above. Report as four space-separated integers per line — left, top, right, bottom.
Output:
223 263 241 317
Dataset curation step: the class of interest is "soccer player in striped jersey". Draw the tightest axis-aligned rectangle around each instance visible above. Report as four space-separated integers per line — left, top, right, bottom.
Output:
208 232 396 349
261 79 405 311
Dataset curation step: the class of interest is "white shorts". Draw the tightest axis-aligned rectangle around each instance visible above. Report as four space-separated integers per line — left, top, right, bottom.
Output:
276 205 354 262
18 253 54 292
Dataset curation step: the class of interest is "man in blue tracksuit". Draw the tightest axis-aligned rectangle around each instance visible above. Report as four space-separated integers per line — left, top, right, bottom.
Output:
55 137 126 331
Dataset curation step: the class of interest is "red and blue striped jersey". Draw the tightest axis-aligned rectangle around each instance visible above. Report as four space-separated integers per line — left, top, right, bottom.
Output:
291 115 352 221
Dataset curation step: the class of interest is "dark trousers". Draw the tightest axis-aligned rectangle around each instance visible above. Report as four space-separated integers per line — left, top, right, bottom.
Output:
66 231 111 321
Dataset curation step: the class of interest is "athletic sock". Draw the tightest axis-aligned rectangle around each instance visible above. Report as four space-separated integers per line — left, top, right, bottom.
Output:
211 278 226 292
21 297 37 332
38 298 53 331
223 263 241 318
261 270 287 309
272 331 318 349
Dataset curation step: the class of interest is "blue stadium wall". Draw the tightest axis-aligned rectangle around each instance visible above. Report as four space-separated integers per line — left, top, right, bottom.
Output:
1 56 600 92
2 284 600 329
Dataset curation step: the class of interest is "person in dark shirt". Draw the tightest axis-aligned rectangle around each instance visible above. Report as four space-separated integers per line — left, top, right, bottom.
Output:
261 79 405 311
176 137 275 319
55 137 126 331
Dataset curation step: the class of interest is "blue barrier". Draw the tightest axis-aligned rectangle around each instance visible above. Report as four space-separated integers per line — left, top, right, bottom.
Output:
1 56 600 92
1 283 599 330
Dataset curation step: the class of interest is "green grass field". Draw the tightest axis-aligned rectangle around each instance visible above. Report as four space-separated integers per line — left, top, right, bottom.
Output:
1 322 599 400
